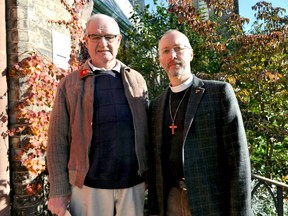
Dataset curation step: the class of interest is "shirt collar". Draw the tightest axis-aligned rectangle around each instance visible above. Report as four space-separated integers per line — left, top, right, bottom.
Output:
87 59 121 73
170 75 193 93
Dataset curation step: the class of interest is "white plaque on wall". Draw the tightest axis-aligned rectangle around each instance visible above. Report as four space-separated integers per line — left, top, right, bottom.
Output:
52 31 71 70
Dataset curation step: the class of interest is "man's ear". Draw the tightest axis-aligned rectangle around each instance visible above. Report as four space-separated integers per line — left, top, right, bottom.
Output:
117 34 123 43
190 49 194 61
84 35 89 48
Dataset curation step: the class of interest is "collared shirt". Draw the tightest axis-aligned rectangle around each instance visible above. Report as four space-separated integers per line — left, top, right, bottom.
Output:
170 75 193 93
87 59 121 73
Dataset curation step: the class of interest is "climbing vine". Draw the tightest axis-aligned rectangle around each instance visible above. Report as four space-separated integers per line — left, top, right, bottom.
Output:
8 53 65 178
8 0 89 197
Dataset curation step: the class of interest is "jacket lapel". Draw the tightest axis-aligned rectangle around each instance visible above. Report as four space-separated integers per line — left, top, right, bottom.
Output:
183 75 205 142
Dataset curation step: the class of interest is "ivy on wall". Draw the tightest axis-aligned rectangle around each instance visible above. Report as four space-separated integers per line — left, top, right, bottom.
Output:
7 0 88 197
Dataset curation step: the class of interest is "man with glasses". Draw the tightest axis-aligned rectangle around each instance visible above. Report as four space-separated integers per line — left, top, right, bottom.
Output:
47 14 148 216
148 30 252 215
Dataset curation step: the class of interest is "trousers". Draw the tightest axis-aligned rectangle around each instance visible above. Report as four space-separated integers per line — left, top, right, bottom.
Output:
70 182 145 216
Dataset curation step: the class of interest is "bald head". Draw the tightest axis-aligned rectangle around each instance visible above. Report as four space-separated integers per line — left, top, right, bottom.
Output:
158 30 192 51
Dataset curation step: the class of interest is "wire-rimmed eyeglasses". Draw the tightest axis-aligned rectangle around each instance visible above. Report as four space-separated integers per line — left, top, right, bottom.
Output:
159 45 191 56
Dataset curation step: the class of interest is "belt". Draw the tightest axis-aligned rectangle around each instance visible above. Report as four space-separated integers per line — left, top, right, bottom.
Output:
175 178 187 190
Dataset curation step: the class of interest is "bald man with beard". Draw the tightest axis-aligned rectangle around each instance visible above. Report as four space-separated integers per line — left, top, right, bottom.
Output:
148 30 252 216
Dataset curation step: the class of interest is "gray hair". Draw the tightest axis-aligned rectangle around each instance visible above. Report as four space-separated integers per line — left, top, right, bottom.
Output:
85 14 120 35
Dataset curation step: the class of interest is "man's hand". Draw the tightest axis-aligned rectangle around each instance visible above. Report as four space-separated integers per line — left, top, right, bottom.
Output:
48 195 70 216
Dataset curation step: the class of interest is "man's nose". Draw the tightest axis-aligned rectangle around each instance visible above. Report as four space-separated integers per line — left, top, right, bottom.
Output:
97 37 108 45
169 49 177 58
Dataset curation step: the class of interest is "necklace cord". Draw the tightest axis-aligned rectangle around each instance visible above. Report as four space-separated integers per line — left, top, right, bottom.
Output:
169 88 189 124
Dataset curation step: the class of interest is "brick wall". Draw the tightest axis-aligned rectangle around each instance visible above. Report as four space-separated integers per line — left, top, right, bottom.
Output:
0 0 9 215
6 0 72 214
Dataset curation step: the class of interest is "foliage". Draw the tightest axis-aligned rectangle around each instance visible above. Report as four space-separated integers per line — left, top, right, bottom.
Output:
8 53 65 199
119 1 172 97
249 1 288 34
119 1 203 97
119 0 288 188
7 0 88 196
251 179 288 215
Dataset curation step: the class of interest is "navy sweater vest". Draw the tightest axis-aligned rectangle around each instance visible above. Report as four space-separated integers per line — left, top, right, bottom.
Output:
84 71 143 189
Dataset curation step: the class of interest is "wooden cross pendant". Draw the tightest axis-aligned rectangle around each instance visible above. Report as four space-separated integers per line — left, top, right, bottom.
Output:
169 122 177 135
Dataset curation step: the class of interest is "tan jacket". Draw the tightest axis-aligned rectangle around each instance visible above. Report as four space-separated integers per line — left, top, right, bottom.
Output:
47 60 149 197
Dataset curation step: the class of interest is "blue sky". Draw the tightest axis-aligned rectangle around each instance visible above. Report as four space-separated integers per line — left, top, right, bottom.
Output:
144 0 288 31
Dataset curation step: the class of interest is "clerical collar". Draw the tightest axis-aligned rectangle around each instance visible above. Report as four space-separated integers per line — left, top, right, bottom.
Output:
88 59 121 73
170 75 193 93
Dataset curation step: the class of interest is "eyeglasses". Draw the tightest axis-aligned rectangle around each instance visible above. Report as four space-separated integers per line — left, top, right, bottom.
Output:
87 34 118 43
159 45 191 56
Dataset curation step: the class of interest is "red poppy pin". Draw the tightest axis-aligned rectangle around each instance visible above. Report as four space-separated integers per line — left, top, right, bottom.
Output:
80 69 89 77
